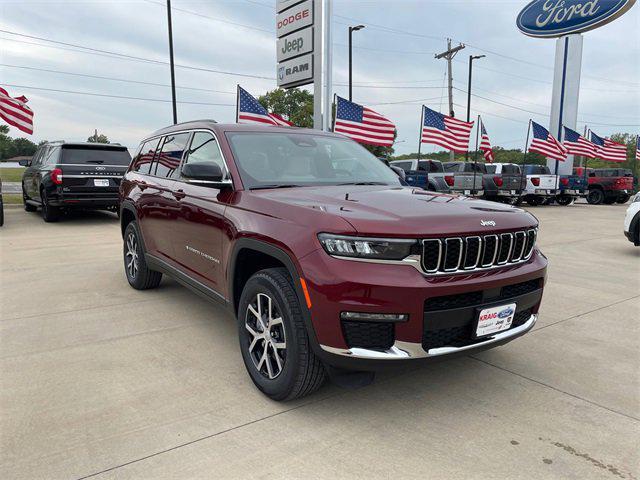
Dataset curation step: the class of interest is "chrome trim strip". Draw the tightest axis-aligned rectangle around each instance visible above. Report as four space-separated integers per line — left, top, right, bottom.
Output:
320 314 537 359
61 175 121 179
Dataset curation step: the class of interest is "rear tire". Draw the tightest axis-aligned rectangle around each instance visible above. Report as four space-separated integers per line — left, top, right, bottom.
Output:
555 195 573 206
587 189 604 205
41 190 60 222
238 267 325 401
603 198 616 205
123 221 162 290
616 195 630 204
526 196 543 207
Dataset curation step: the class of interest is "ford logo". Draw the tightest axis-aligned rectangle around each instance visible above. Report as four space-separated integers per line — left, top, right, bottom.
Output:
498 307 515 319
516 0 637 38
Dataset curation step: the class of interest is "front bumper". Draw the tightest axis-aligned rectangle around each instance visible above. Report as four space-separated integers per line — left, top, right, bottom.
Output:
300 248 547 369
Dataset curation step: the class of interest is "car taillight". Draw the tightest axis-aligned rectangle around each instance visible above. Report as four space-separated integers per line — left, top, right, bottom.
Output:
493 176 503 187
444 175 454 186
560 177 569 186
531 177 540 186
50 168 63 185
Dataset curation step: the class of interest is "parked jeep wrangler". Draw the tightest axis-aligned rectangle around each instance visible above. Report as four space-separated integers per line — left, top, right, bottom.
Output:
120 121 547 401
575 167 634 205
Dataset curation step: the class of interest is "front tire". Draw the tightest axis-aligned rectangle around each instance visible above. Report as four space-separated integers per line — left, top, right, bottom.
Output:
238 268 325 401
616 195 630 204
587 189 604 205
526 196 543 207
555 195 573 206
123 221 162 290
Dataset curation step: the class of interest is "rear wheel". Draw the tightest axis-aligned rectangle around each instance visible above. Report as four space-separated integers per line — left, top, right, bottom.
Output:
123 221 162 290
587 189 604 205
555 195 573 206
41 190 60 222
238 268 325 401
526 196 543 207
616 195 630 204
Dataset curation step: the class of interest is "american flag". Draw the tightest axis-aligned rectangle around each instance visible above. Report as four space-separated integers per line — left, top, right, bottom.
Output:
529 121 567 161
333 96 396 147
0 86 34 135
563 126 598 158
590 131 627 163
421 106 473 153
236 86 293 127
479 119 494 163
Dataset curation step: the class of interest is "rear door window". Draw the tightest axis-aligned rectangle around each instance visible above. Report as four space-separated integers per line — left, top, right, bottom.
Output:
60 146 131 165
153 133 190 178
133 138 161 174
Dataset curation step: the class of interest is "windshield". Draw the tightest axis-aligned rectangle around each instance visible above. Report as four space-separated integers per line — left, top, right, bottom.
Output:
61 146 131 165
226 132 401 189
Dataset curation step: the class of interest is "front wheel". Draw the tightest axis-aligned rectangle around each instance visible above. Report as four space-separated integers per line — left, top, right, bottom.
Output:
587 189 604 205
555 195 574 206
616 195 630 204
238 268 325 401
526 196 543 207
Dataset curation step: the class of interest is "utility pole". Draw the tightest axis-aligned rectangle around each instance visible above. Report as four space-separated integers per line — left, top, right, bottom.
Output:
435 39 465 160
166 0 178 125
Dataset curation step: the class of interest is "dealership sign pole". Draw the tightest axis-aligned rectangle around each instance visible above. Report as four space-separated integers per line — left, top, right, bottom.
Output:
277 0 331 130
516 0 636 176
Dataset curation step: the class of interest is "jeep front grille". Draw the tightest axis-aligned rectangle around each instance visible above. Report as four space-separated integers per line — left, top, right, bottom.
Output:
421 229 537 275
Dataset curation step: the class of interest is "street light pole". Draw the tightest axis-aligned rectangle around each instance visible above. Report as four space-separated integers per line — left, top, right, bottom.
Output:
166 0 178 124
466 54 485 161
348 25 365 102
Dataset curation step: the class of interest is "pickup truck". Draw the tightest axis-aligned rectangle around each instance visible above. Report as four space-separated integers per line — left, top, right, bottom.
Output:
555 174 588 206
574 167 634 205
484 163 527 202
442 161 485 196
390 159 450 192
521 164 558 206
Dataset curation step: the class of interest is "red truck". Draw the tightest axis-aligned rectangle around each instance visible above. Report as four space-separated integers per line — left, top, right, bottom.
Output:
574 167 634 205
119 121 548 400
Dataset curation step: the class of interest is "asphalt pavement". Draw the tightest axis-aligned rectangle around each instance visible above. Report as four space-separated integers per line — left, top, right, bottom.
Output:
0 203 638 479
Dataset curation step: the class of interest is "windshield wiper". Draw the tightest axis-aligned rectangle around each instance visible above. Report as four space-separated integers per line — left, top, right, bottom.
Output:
337 182 388 186
250 184 304 191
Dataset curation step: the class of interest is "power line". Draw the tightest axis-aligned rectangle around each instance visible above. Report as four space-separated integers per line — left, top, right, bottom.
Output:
0 83 235 107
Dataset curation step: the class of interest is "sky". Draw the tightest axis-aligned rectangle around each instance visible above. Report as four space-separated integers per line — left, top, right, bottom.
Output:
1 0 639 155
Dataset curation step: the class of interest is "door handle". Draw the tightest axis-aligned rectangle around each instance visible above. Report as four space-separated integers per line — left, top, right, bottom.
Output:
172 189 186 200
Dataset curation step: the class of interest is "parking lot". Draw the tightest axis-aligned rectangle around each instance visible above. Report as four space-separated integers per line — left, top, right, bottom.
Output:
0 203 638 479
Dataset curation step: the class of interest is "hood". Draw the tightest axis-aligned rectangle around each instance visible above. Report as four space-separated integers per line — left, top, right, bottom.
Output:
252 186 538 237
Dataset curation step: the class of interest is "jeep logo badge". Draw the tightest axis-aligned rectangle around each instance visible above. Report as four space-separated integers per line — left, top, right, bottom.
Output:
480 220 496 227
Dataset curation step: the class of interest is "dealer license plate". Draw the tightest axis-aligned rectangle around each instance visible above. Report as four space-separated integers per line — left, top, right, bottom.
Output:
535 189 548 194
94 179 109 187
476 303 516 338
464 190 471 195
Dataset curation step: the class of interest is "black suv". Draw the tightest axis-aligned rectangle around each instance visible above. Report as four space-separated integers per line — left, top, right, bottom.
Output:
21 142 131 221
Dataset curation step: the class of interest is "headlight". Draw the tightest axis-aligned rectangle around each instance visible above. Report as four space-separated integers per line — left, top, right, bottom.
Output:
318 234 417 260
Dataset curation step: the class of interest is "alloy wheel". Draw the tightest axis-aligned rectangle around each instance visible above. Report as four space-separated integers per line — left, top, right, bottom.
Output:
125 232 139 279
245 293 287 380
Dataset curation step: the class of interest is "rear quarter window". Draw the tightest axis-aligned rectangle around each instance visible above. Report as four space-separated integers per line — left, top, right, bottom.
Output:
132 138 161 174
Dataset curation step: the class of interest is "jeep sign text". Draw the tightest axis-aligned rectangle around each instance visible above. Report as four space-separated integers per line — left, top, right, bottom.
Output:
277 28 313 62
276 0 313 38
277 53 313 88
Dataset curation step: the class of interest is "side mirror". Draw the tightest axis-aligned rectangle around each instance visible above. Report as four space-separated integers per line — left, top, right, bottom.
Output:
19 159 31 167
182 163 231 189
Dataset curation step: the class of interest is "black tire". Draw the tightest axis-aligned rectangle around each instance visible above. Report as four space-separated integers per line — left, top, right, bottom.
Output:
603 197 616 205
238 267 325 401
23 186 36 212
587 189 604 205
555 195 573 206
526 196 543 207
0 198 4 227
123 221 162 290
616 195 630 204
41 190 60 222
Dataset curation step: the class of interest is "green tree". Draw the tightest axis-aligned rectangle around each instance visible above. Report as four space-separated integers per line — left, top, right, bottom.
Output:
87 131 110 143
0 126 40 160
257 88 396 158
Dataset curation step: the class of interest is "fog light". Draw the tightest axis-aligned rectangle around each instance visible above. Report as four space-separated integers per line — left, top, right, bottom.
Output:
340 312 408 323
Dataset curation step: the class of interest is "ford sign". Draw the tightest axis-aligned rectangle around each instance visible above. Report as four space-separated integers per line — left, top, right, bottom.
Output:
498 307 515 319
517 0 637 38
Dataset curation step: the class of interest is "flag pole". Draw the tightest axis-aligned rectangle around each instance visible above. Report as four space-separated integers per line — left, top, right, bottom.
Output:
331 94 337 132
584 127 590 189
417 106 427 188
235 85 240 124
473 115 480 194
519 120 532 203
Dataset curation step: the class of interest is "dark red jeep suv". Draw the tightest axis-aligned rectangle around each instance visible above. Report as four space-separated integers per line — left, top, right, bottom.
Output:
119 121 547 400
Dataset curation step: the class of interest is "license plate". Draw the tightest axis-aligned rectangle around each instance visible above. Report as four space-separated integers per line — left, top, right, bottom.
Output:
535 189 548 194
511 190 516 195
94 179 109 187
475 303 516 338
464 190 471 195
